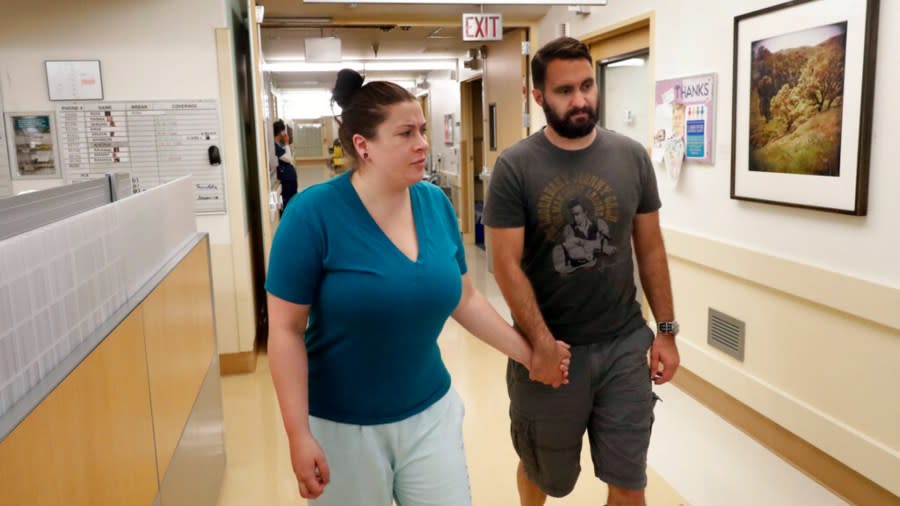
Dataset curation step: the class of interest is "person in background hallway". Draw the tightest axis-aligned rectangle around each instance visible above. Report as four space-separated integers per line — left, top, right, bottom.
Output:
484 37 680 506
274 119 298 212
265 68 571 506
281 124 295 166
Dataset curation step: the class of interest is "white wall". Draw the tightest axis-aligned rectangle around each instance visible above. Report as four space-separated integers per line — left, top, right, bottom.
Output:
537 0 900 495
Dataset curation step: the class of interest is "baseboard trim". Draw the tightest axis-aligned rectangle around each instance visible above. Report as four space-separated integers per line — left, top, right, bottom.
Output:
672 367 900 506
219 350 257 375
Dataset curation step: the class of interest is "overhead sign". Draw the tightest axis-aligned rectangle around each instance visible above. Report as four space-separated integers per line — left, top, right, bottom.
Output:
462 13 503 41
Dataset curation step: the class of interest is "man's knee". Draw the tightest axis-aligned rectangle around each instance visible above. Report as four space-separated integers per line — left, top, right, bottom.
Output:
536 465 579 498
518 457 578 498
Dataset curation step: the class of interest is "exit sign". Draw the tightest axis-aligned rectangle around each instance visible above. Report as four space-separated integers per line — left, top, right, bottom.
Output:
462 13 503 41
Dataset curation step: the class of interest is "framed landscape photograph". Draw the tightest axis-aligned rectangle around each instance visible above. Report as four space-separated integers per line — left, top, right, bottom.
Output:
730 0 879 215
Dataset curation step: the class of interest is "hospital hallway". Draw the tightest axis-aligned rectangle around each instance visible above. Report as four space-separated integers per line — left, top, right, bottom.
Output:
216 246 848 506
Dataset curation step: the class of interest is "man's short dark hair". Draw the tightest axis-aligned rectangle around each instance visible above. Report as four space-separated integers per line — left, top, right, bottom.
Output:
531 37 592 90
273 119 286 137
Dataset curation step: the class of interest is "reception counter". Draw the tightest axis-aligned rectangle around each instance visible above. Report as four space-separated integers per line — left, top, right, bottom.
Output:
0 179 225 506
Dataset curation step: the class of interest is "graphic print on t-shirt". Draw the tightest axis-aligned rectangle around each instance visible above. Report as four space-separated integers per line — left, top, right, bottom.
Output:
536 173 621 274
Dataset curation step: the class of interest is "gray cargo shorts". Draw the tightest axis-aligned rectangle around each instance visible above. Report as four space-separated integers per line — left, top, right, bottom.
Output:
507 325 659 496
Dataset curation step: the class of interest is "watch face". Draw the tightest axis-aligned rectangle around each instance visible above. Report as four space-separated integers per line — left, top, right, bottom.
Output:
659 321 678 334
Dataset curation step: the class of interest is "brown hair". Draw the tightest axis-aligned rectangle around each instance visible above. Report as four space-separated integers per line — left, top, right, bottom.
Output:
531 37 592 91
331 69 415 165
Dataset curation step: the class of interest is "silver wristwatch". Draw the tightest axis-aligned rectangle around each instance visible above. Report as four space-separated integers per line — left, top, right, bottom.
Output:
657 321 679 336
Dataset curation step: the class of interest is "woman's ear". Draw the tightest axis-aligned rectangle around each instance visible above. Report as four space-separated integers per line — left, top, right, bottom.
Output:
352 134 368 159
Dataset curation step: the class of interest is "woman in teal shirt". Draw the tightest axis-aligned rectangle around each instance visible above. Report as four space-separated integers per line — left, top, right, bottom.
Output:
265 69 570 506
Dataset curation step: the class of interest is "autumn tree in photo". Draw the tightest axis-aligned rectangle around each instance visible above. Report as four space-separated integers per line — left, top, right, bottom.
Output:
748 23 847 175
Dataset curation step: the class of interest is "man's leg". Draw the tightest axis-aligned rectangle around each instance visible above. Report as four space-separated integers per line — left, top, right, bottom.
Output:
506 353 591 504
607 484 645 506
588 326 658 506
516 460 546 506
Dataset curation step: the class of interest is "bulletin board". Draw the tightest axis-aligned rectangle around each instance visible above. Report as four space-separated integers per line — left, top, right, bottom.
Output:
653 73 717 164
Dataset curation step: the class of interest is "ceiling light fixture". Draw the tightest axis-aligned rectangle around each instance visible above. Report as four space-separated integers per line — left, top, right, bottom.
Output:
264 16 333 25
304 0 606 4
262 59 457 72
607 58 646 68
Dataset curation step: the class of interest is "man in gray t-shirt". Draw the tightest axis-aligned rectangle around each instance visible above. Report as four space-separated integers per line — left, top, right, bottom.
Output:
484 37 680 506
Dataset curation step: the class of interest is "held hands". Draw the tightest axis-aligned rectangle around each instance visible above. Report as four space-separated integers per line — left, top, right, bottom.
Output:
650 333 680 385
288 431 331 499
529 340 572 388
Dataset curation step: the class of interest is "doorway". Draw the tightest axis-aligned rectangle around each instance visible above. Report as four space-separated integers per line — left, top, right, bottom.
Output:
586 16 652 146
459 77 483 245
469 79 485 249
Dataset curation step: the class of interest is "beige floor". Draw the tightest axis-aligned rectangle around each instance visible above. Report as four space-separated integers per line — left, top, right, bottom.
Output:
216 246 688 505
217 347 687 506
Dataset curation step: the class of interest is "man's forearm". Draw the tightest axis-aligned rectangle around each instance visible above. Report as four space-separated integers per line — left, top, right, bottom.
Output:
493 263 557 350
636 245 674 326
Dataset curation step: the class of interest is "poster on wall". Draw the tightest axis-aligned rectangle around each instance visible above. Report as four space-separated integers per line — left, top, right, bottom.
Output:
653 73 717 183
5 113 60 179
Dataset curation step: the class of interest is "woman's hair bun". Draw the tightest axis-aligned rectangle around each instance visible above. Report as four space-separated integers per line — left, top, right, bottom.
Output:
332 69 365 109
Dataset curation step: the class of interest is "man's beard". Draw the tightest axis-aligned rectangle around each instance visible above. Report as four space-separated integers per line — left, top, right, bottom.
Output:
543 103 598 139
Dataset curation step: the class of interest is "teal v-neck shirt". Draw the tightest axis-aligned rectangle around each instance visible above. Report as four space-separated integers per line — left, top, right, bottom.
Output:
266 172 468 425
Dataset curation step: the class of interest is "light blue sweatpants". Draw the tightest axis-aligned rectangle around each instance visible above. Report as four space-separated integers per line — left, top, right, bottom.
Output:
309 388 472 506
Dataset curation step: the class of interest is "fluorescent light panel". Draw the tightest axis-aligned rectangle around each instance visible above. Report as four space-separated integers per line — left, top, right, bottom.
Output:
305 0 606 4
607 58 646 68
263 60 456 72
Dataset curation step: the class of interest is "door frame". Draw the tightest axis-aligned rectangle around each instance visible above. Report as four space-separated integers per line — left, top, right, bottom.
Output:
458 77 480 243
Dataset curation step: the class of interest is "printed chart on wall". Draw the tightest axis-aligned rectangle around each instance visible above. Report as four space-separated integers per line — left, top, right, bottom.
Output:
653 73 716 184
55 100 225 214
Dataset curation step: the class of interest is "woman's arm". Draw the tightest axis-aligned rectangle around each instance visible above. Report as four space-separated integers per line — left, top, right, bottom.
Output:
451 274 569 383
267 293 330 499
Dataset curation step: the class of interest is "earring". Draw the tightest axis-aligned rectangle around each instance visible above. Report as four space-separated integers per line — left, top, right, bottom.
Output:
363 153 369 159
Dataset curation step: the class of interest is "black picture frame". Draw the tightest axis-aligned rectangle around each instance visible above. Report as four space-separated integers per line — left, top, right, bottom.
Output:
730 0 879 215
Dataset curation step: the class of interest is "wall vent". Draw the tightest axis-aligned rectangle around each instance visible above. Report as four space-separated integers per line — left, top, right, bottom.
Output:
557 23 570 38
708 308 745 361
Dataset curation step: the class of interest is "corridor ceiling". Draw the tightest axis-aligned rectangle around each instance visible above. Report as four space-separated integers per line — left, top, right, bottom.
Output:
258 0 550 91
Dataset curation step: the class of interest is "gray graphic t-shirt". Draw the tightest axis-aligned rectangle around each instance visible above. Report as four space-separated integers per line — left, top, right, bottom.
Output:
483 128 661 345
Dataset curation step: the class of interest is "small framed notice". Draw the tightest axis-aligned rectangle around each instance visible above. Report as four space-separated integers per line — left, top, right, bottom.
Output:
6 112 60 179
45 60 103 101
